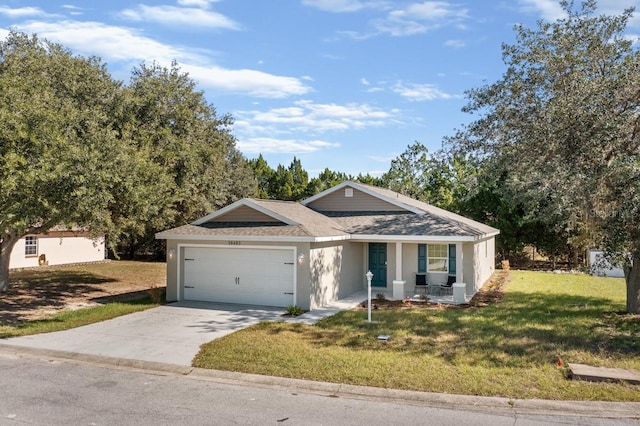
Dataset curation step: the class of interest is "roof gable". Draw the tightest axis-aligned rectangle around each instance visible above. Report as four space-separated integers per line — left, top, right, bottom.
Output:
193 199 296 226
301 181 423 214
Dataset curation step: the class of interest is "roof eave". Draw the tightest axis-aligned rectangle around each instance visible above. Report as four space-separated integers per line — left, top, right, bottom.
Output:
349 234 477 242
155 233 350 243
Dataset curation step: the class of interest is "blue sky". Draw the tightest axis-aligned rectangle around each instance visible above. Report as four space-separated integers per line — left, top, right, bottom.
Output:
1 1 638 177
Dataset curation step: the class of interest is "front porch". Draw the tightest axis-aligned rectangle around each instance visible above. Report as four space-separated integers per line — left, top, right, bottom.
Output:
369 288 472 305
365 240 472 304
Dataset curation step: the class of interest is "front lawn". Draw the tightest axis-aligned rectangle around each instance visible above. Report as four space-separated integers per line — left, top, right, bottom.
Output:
1 261 166 336
0 298 159 338
194 270 640 401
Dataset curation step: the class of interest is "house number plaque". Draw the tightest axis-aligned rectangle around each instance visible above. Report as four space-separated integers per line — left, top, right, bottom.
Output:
228 241 241 246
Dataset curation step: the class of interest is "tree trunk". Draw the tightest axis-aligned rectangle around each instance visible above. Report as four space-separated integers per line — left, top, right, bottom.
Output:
625 255 640 314
0 236 19 292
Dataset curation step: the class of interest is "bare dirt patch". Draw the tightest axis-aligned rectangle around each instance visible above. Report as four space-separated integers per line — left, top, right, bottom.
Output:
1 261 166 326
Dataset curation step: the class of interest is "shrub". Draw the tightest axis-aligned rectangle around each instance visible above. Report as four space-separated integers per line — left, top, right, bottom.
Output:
285 305 304 316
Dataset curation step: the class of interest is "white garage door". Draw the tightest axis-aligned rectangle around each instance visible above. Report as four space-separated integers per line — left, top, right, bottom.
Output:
182 247 295 307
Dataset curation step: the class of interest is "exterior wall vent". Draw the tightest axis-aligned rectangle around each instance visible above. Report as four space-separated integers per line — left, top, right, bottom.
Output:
345 188 353 198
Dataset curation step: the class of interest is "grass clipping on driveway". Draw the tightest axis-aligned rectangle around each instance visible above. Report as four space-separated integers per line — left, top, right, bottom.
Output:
194 270 640 401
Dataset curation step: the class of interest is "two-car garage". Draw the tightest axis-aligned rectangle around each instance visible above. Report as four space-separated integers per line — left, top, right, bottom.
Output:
181 246 296 308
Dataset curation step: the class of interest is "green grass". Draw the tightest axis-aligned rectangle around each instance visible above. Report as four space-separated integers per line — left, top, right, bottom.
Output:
0 297 159 338
194 271 640 401
1 260 165 337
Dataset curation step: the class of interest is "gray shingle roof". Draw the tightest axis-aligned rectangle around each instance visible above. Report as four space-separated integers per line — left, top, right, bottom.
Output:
343 182 499 236
156 198 348 240
324 211 493 237
156 183 499 241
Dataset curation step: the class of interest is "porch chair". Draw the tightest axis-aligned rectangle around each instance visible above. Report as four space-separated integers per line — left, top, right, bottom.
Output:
435 275 456 295
414 273 429 295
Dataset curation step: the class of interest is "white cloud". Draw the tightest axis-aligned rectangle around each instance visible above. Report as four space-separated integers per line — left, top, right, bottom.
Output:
373 1 470 36
120 5 240 30
177 0 218 7
625 33 640 44
393 81 454 101
0 6 51 18
17 20 193 62
0 28 8 40
518 0 566 20
61 5 83 16
518 0 640 28
301 0 385 13
236 100 400 137
598 0 640 28
360 77 370 85
182 64 312 98
13 20 311 99
404 1 468 20
237 137 339 154
444 39 465 48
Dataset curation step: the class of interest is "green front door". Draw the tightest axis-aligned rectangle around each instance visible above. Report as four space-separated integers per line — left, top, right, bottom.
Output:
368 243 387 287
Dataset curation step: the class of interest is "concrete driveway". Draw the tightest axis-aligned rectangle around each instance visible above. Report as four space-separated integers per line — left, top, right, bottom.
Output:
4 302 285 366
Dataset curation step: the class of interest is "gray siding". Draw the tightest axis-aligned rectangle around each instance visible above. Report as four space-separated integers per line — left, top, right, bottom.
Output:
307 187 406 212
209 205 280 223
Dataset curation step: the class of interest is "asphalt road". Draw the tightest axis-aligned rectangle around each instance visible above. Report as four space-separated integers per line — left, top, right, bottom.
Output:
0 352 636 426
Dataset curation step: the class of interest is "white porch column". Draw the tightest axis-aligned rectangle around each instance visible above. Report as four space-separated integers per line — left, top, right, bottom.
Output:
452 242 466 303
455 243 464 284
392 242 405 300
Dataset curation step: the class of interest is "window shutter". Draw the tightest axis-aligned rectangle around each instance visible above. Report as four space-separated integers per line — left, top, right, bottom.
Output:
448 244 456 275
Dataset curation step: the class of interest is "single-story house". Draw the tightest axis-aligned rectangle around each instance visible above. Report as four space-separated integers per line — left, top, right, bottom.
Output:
589 249 625 278
9 228 106 269
156 181 499 310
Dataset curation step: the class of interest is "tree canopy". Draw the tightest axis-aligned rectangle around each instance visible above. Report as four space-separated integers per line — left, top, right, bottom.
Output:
0 32 255 291
449 0 640 312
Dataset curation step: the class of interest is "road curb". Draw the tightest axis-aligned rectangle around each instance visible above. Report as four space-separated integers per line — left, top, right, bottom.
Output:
1 342 639 419
188 368 640 418
0 343 193 375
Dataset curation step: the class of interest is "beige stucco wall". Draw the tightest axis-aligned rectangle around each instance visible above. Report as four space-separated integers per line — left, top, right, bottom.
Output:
309 241 364 310
10 235 105 269
460 237 496 295
164 239 312 309
473 236 496 293
463 242 475 294
163 237 497 309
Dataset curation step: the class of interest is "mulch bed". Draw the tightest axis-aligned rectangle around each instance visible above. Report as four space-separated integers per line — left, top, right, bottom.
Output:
355 269 511 311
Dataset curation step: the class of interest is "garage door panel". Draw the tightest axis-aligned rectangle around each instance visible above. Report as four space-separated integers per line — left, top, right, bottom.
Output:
182 247 294 307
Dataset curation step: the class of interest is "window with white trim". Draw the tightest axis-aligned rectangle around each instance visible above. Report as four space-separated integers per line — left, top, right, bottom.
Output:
24 236 37 256
427 244 448 272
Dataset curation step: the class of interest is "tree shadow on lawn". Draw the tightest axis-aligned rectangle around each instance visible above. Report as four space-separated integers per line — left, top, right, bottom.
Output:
309 291 637 367
0 270 117 326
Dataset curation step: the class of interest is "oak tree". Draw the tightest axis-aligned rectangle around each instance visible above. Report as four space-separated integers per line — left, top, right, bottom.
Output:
451 1 640 312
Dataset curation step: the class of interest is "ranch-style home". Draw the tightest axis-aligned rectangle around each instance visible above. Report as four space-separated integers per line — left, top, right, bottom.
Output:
156 181 499 311
9 227 106 269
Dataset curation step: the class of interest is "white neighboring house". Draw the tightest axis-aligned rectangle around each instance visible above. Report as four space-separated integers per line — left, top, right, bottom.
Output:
589 249 625 278
9 228 106 269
